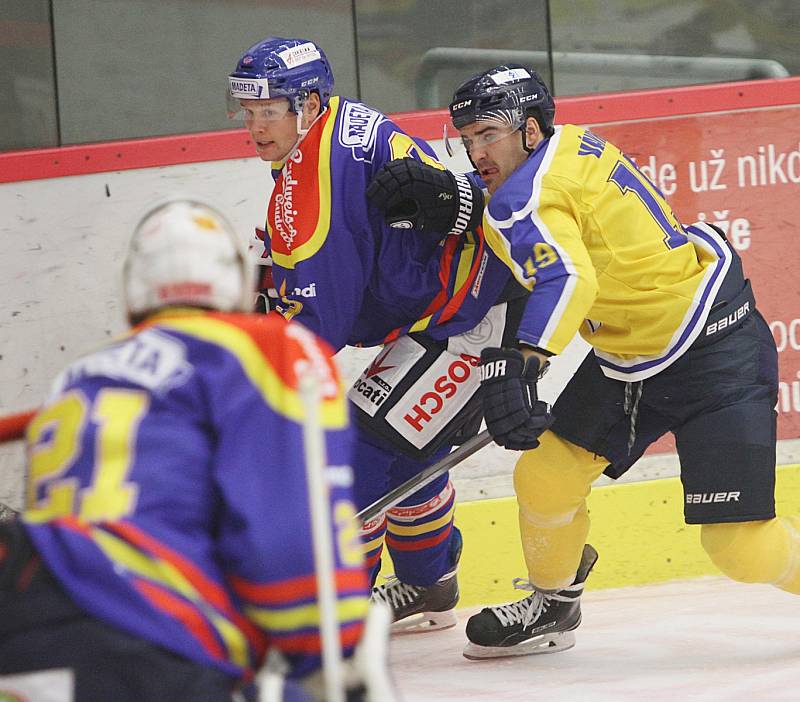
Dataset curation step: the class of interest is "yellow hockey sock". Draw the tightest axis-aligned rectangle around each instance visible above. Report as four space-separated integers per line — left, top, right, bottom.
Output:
514 431 607 590
700 516 800 594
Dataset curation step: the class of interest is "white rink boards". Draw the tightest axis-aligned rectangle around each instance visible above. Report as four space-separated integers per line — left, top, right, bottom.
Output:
390 577 800 701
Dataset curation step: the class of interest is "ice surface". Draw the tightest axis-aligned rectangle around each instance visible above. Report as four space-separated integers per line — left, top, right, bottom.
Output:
390 577 800 701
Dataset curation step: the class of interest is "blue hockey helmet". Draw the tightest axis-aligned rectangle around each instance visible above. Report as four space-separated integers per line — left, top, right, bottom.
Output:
449 64 555 139
227 37 334 118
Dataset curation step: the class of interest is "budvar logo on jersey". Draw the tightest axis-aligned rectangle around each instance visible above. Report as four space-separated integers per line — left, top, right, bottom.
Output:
339 102 383 150
229 78 268 99
278 43 321 68
273 150 303 250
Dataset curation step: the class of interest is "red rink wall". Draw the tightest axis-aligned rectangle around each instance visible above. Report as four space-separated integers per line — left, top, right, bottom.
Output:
2 78 799 451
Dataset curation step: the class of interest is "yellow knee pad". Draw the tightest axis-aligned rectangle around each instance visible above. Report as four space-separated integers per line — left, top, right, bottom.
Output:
514 430 607 527
514 431 607 589
700 517 800 593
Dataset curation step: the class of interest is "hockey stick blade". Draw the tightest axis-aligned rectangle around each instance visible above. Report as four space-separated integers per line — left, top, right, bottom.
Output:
356 429 493 524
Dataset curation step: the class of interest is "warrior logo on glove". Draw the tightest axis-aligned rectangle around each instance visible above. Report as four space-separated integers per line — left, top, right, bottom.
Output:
366 158 485 238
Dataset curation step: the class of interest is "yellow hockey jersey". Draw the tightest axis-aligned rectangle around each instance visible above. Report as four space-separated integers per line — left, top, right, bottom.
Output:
482 124 733 381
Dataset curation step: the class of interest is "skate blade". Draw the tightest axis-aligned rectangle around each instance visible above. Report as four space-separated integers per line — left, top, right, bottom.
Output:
462 630 576 660
390 609 457 634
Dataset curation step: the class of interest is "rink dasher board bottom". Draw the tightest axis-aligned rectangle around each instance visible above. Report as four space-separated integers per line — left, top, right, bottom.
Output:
378 463 800 609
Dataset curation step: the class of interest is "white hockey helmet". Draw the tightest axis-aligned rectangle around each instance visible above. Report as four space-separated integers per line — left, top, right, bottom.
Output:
123 199 252 319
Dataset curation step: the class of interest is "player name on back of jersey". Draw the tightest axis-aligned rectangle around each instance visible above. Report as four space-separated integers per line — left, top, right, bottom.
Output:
52 329 193 395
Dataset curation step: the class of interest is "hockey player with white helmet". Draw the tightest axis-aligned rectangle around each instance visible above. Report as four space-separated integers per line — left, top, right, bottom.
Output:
368 63 798 660
230 36 525 633
123 199 254 317
0 199 394 701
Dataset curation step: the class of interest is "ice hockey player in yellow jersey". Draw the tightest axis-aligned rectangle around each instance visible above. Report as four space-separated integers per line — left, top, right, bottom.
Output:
367 63 799 660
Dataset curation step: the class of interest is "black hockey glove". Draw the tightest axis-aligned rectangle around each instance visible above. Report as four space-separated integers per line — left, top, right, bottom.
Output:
479 347 554 450
366 157 484 237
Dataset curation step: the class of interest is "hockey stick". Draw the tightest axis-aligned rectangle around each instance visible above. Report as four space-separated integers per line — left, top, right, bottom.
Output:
0 410 35 443
297 373 345 702
356 429 493 524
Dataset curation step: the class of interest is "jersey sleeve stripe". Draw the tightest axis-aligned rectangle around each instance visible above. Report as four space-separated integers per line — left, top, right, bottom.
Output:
228 569 367 604
57 517 256 668
528 213 583 353
482 219 529 288
105 521 234 613
268 619 364 655
438 230 484 323
133 577 228 663
380 227 485 340
243 595 369 633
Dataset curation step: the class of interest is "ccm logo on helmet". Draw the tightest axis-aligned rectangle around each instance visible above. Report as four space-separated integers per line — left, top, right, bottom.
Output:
451 100 472 110
403 354 479 432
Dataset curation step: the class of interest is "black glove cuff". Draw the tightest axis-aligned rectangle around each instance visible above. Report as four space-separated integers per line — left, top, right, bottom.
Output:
447 172 484 237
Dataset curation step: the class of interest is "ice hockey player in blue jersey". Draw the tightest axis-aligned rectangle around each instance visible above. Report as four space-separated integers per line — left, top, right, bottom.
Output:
228 36 523 633
0 199 395 701
368 63 799 660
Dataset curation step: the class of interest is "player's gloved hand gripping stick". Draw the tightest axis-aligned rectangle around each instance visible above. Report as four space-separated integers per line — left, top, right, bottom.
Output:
366 158 484 237
478 347 554 450
355 347 555 522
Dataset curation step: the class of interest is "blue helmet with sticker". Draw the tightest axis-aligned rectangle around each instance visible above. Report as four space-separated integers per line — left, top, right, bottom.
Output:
228 36 334 114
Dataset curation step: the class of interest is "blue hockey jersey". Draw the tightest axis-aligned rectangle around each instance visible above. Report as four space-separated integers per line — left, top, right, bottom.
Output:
22 310 368 679
263 96 512 351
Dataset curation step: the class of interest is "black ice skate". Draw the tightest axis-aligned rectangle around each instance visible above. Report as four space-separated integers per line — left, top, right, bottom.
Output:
463 543 598 659
371 529 462 633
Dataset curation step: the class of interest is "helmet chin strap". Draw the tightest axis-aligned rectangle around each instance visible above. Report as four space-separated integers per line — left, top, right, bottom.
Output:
279 104 327 166
521 126 533 154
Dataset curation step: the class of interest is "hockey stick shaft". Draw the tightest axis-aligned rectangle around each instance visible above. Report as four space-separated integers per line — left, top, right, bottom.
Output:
0 410 36 443
298 374 345 702
356 429 493 524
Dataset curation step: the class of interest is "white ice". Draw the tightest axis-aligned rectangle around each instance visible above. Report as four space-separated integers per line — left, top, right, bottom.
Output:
390 577 799 701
